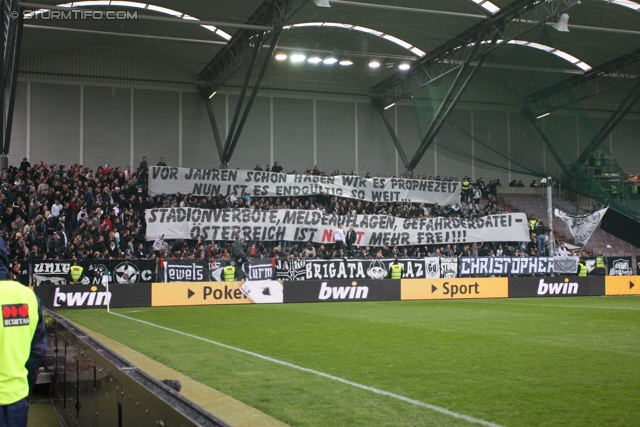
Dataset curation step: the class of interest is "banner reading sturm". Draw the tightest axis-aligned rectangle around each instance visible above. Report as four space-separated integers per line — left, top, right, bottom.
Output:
149 166 460 205
146 208 529 246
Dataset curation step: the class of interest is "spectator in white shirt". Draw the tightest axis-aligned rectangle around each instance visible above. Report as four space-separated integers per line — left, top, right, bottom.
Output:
334 223 346 258
556 242 570 257
51 200 63 217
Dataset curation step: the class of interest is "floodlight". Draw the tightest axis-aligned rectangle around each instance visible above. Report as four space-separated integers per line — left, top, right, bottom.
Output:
323 57 338 65
339 58 353 66
553 13 570 32
274 53 288 61
368 59 381 69
290 53 306 63
398 62 411 71
308 56 323 64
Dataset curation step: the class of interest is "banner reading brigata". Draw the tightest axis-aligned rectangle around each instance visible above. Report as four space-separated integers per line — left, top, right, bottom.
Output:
145 208 529 246
149 166 460 205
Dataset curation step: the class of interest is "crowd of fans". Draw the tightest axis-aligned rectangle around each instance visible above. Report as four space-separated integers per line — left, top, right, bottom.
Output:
1 156 559 266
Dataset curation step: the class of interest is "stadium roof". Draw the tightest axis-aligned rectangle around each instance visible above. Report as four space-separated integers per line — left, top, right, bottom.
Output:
18 0 640 102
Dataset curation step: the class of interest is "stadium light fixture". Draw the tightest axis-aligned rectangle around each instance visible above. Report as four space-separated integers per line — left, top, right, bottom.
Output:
308 55 323 64
323 56 338 65
274 52 288 61
314 0 331 7
369 59 381 68
553 13 570 32
339 58 353 66
384 102 396 110
537 112 551 119
398 62 411 70
208 91 217 99
290 53 306 63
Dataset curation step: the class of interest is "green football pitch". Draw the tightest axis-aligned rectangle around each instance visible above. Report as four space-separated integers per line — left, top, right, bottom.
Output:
60 297 640 427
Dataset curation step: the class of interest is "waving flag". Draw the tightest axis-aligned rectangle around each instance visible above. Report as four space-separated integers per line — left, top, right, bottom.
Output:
554 207 608 246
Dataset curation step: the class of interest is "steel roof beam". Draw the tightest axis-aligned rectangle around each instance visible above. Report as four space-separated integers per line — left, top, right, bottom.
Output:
522 108 571 176
523 48 640 117
570 77 640 172
197 0 310 98
2 0 23 160
376 104 409 170
407 31 495 172
370 0 581 107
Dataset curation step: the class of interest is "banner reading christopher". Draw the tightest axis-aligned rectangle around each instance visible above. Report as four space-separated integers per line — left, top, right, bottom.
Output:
145 207 530 246
149 166 461 205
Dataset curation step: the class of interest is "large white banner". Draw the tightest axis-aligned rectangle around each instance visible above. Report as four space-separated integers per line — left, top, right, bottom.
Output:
554 207 608 245
145 208 530 246
149 166 461 205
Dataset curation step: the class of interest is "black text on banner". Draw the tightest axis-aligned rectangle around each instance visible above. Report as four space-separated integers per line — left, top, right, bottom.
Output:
149 166 461 205
146 207 530 246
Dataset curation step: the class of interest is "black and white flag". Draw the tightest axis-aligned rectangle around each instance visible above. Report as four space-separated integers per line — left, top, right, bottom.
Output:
439 257 459 278
275 259 306 280
555 207 607 246
424 257 441 278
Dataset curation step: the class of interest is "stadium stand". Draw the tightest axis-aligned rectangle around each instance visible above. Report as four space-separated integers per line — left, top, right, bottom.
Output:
2 159 631 267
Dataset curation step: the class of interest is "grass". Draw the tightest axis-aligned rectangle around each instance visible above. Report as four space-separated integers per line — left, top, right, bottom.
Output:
60 296 640 427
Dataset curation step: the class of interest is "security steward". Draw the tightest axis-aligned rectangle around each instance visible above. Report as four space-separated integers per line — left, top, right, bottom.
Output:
577 258 588 277
529 215 537 232
70 261 83 285
223 264 236 282
595 251 606 276
0 237 47 427
390 259 403 279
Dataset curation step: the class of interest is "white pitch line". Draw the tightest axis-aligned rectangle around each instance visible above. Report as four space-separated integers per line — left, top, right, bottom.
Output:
111 312 504 427
459 300 640 311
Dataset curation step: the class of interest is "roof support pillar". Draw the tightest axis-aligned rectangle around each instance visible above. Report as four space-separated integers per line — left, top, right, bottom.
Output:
407 30 492 171
205 98 225 165
221 31 264 165
3 5 23 156
375 104 410 172
224 29 282 164
1 0 23 165
522 108 570 176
